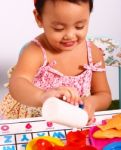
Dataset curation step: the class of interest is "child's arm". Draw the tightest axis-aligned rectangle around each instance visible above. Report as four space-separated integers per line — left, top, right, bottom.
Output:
9 42 45 107
83 43 112 121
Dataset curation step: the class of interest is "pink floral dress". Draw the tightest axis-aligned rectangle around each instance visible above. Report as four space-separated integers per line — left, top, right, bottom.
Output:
0 39 105 119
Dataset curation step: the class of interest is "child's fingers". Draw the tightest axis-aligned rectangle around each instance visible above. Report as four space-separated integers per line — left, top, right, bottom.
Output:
56 87 71 102
87 117 96 125
64 87 80 105
78 97 84 105
57 87 80 105
82 101 95 124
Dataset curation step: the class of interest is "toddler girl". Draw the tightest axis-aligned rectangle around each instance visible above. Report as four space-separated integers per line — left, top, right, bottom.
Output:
0 0 111 123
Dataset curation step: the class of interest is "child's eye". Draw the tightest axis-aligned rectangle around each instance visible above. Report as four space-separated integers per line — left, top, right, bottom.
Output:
76 26 84 30
53 28 64 32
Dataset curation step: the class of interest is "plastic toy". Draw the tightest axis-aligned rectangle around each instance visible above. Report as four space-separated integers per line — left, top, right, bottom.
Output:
26 130 97 150
26 136 64 150
103 141 121 150
42 97 88 128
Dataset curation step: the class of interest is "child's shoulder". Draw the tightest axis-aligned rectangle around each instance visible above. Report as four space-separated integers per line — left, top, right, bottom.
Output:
20 39 41 53
20 38 44 58
18 38 45 67
89 41 104 63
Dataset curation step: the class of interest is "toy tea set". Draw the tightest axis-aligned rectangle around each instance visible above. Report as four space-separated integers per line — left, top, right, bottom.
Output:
26 97 121 150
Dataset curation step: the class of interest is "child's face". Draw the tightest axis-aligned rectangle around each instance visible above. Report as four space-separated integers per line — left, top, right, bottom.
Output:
37 1 90 51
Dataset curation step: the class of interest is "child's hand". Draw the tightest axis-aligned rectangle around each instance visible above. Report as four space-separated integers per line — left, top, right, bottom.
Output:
41 86 82 106
59 87 83 106
81 96 96 125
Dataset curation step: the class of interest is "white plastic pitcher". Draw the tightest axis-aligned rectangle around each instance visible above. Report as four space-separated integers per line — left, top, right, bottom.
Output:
42 97 88 128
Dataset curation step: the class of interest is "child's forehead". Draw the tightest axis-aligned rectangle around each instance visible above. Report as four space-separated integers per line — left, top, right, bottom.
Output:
43 0 89 12
44 0 81 6
34 0 93 15
42 1 90 19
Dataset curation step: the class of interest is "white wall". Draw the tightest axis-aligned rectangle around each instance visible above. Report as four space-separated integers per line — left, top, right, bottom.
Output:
0 0 121 100
89 0 121 43
89 0 121 100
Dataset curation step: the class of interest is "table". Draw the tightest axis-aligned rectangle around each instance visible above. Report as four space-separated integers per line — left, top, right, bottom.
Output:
0 109 121 150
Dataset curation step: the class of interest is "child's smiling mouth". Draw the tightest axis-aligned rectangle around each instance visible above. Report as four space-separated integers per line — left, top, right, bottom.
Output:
61 41 77 47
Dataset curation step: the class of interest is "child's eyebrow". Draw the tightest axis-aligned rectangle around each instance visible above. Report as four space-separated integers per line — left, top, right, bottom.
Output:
51 22 65 26
52 19 87 26
75 20 87 24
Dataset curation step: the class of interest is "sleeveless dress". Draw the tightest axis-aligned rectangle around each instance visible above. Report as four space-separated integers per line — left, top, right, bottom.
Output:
0 39 105 119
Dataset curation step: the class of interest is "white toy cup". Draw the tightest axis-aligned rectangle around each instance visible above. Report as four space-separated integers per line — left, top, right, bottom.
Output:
42 97 88 128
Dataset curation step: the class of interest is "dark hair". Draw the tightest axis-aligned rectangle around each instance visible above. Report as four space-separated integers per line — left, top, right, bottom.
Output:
34 0 93 15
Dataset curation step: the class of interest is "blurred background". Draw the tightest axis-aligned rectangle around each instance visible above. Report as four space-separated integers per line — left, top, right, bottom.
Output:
0 0 121 100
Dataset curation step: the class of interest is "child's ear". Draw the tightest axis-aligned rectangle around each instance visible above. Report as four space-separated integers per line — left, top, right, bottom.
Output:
33 9 43 28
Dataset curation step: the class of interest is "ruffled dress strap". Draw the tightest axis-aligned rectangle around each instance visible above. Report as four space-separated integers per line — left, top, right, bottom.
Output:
32 39 48 67
32 39 57 78
84 41 105 72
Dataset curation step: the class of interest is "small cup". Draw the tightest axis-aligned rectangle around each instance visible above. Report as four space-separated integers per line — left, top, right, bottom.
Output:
42 97 88 128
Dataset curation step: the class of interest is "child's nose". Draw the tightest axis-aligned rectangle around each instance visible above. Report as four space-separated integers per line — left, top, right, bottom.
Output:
63 30 76 40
